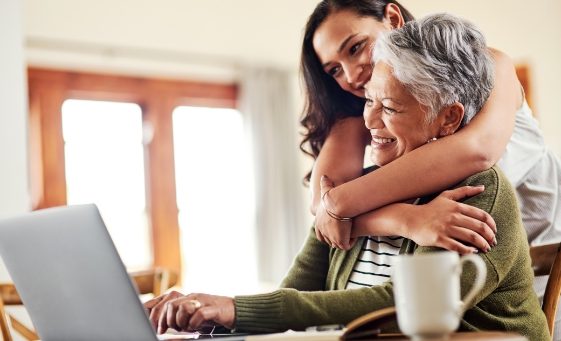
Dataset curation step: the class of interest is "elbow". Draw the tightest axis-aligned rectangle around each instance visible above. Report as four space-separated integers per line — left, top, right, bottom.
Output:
464 137 498 172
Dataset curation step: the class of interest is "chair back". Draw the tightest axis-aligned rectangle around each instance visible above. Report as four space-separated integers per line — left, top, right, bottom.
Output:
0 268 177 341
129 267 179 296
0 283 38 341
530 242 561 336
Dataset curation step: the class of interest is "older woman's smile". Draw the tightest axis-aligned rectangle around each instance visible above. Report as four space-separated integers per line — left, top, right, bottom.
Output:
363 61 443 166
370 134 396 147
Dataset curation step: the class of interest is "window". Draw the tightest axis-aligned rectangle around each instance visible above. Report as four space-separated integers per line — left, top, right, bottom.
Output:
62 99 151 270
28 68 238 281
173 106 257 295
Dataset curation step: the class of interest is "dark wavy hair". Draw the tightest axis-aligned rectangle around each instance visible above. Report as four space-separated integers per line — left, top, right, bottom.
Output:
300 0 414 183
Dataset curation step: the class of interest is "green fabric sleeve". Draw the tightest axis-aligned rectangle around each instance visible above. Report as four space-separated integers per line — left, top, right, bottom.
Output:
279 228 330 291
235 283 394 333
236 229 393 333
414 167 504 308
413 167 547 340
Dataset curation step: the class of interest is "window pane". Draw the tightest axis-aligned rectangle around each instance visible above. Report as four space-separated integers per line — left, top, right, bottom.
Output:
173 106 257 295
62 99 151 270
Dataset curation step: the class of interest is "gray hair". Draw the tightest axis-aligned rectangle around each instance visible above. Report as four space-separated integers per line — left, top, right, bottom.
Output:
372 13 494 126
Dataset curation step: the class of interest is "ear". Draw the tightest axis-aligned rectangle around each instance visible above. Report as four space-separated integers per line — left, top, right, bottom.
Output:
384 3 405 29
438 102 464 137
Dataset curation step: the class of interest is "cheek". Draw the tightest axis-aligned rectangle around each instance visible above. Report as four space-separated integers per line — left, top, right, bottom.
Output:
400 132 429 151
392 124 420 151
360 49 373 65
336 78 351 92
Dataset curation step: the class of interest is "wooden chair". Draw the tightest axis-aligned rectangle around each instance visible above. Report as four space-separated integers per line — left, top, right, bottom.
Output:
0 283 38 341
0 268 178 341
129 267 179 297
530 242 561 337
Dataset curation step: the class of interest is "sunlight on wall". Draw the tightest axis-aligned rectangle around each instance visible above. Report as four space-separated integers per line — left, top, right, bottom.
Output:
62 99 152 270
173 106 258 296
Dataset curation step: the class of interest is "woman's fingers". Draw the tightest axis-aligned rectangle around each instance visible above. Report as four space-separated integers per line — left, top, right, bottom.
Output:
162 296 202 332
437 237 478 255
157 302 170 334
152 293 235 333
452 211 496 247
442 185 485 201
448 226 491 253
315 227 326 244
188 306 220 331
147 291 183 332
144 295 163 310
457 202 497 233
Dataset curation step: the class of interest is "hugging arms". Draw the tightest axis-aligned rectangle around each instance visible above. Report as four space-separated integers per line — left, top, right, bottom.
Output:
144 11 549 340
303 0 522 252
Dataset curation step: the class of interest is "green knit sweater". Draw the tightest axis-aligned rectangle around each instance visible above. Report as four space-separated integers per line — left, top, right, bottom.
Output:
234 167 549 341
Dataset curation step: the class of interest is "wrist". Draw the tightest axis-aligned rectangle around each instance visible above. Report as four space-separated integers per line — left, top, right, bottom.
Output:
325 186 347 217
393 204 417 239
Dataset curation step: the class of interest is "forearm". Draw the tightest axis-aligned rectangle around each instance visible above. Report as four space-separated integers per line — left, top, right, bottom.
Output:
309 117 370 215
235 284 394 333
328 49 520 218
350 203 411 239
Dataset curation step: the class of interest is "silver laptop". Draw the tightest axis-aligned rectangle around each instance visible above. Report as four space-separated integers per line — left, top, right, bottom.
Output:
0 204 158 340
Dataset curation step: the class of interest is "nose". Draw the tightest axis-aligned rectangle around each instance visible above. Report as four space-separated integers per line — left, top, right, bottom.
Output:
342 63 363 89
363 103 383 129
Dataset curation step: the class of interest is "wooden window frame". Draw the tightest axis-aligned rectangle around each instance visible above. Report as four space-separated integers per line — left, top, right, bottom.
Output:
28 67 237 279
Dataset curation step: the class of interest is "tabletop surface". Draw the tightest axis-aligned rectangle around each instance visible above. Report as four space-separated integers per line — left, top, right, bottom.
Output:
373 332 527 340
238 330 528 341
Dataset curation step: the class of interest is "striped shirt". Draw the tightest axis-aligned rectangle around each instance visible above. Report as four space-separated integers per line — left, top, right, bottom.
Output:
346 235 404 289
346 198 420 289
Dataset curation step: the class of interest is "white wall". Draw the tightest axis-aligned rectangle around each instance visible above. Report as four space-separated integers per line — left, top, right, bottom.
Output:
0 0 31 268
1 0 30 218
0 1 32 338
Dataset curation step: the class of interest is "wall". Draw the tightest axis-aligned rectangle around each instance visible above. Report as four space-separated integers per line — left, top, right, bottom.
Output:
0 0 31 271
400 0 561 156
0 1 32 338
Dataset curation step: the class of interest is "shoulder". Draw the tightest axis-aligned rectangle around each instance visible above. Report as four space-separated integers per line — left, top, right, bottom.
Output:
455 166 516 214
487 47 515 69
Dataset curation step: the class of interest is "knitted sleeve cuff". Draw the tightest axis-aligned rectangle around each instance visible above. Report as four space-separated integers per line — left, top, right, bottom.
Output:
234 290 287 333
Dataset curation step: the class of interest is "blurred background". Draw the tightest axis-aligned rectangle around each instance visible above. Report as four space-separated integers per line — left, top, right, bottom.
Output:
1 1 561 336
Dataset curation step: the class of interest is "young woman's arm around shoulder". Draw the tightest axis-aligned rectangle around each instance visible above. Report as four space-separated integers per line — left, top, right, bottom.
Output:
322 48 521 217
315 49 521 250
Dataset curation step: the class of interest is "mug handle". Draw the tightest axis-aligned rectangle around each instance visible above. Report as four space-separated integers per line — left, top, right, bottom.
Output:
458 254 487 315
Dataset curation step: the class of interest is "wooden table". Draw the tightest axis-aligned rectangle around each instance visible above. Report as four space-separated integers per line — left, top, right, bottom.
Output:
375 332 527 340
240 331 528 341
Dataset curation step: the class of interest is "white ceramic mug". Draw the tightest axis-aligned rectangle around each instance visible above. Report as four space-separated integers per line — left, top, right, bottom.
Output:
391 251 486 341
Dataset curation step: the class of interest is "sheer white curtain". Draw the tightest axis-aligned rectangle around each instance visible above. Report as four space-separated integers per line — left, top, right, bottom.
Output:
239 67 309 286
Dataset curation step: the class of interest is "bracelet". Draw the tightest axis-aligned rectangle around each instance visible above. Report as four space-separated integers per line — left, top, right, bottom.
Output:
321 188 353 222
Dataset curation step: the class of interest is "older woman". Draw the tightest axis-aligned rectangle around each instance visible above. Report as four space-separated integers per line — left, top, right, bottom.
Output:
145 14 548 340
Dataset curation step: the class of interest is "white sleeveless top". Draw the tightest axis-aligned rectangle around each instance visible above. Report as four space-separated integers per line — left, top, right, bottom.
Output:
499 100 561 341
498 100 561 247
